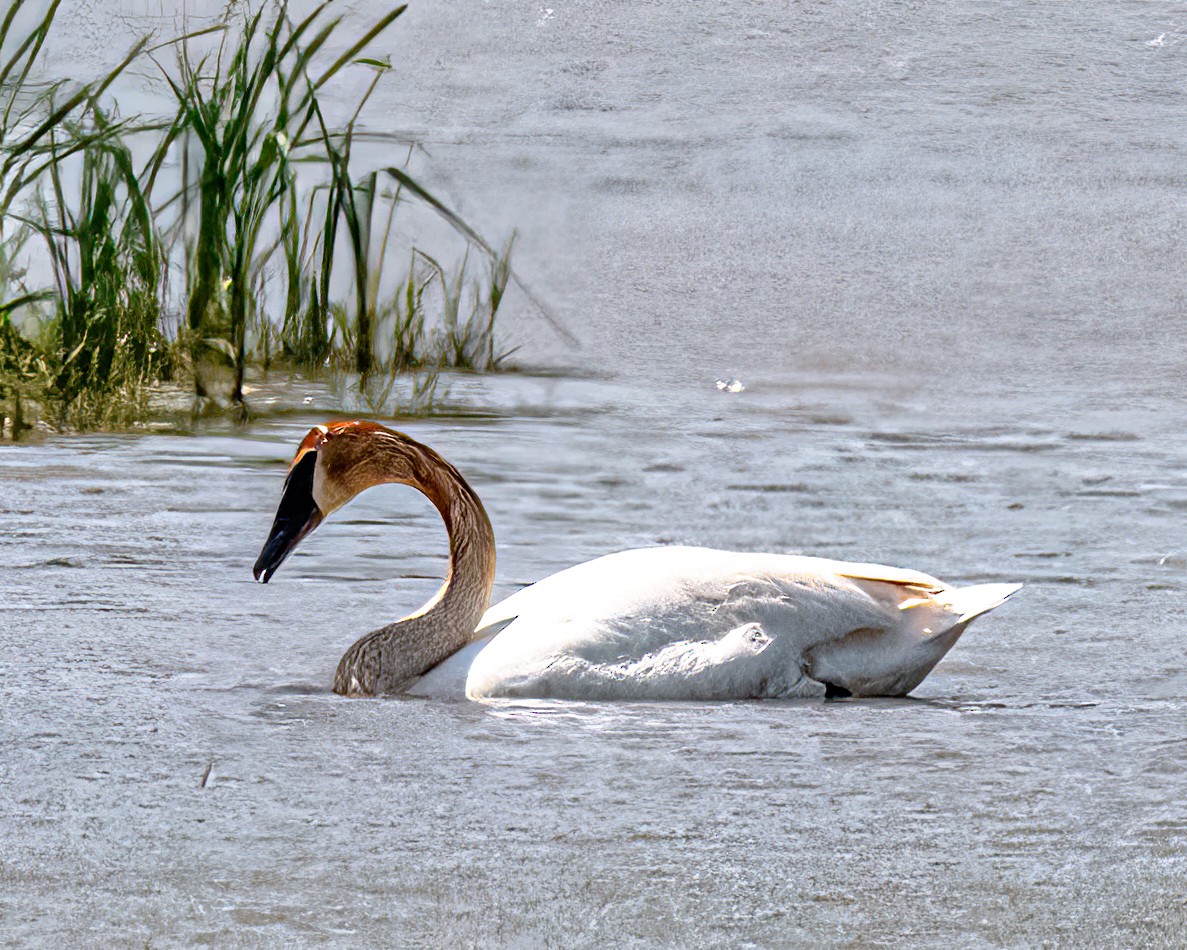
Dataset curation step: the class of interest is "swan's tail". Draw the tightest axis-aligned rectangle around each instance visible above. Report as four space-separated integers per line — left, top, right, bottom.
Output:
933 582 1023 623
806 581 1023 697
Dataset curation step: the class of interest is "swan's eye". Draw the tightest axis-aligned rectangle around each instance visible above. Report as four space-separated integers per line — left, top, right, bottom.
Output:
292 425 329 468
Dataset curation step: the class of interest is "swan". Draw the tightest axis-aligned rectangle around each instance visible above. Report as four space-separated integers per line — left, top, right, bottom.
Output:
253 421 1021 700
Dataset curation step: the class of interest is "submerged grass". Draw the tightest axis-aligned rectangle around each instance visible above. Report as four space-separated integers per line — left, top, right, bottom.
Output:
0 0 540 436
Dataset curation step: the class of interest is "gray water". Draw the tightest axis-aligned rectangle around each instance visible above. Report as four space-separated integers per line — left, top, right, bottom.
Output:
4 1 1187 946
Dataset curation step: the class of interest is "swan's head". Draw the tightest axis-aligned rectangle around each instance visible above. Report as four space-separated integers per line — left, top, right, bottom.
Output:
253 421 425 583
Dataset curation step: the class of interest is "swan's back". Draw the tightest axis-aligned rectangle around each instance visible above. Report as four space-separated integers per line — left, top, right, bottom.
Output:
455 547 1018 701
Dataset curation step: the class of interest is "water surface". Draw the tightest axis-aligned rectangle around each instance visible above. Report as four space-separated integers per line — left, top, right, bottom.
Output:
4 0 1187 945
3 371 1186 946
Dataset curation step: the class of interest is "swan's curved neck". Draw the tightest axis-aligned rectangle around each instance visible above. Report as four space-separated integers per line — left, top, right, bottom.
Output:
332 443 495 696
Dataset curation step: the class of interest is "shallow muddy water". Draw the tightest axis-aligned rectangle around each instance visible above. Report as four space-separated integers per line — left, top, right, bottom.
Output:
5 0 1187 946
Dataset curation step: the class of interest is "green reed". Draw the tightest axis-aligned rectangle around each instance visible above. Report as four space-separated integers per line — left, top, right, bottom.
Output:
1 0 530 434
157 1 406 404
23 113 169 427
0 0 148 433
0 0 147 220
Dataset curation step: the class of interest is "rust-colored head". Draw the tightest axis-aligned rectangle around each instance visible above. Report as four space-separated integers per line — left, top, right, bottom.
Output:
253 421 422 583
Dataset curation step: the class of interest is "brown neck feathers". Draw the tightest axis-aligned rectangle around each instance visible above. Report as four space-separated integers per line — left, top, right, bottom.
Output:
332 435 496 696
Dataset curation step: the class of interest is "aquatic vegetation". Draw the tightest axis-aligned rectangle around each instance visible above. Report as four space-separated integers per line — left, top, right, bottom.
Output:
0 0 151 434
327 364 445 418
157 1 408 404
0 0 147 219
0 0 531 436
21 112 172 428
422 236 518 371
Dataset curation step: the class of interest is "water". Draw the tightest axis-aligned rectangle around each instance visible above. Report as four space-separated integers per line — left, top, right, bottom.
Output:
4 0 1187 945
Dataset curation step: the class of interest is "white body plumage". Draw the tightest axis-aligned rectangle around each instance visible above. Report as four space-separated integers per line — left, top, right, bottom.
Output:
409 546 1021 701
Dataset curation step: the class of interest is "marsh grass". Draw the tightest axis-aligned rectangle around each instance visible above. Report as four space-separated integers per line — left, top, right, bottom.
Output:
0 0 150 433
422 235 518 371
327 363 444 418
20 111 172 428
158 1 408 405
0 0 147 216
1 0 537 435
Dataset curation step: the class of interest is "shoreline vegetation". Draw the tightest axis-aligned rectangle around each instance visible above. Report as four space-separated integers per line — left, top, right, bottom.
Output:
0 0 546 439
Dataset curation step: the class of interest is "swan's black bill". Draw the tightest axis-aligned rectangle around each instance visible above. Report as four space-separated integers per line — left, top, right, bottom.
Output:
253 450 323 583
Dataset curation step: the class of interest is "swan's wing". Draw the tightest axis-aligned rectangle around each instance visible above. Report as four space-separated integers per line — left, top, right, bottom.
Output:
827 560 944 594
466 545 1019 700
466 547 939 700
475 547 792 637
476 547 945 633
